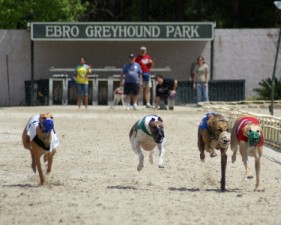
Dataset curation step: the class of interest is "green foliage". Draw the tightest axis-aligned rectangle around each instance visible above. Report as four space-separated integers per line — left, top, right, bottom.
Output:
0 0 278 29
0 0 87 29
245 96 261 101
253 77 281 100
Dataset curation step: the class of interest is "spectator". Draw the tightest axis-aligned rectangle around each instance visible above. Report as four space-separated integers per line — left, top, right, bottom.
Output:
135 46 154 108
154 74 177 110
193 56 209 106
120 54 142 110
73 57 91 109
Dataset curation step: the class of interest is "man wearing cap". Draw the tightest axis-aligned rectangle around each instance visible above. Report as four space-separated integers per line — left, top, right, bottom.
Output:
135 46 154 108
120 54 142 110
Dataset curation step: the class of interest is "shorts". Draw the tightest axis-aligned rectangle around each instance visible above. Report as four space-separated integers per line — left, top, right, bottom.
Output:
143 78 152 88
76 83 88 96
124 82 139 96
142 72 152 88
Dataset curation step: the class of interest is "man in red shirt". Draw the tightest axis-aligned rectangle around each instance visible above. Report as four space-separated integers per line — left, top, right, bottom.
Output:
135 46 154 108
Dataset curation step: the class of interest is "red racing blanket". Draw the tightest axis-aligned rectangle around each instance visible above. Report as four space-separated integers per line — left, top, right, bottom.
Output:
236 116 264 146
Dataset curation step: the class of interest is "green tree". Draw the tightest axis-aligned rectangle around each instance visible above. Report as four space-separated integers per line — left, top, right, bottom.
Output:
0 0 278 29
80 0 276 28
0 0 87 29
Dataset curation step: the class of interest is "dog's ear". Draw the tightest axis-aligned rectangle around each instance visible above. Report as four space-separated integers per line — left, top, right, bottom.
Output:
39 112 53 123
158 117 163 122
207 116 215 128
208 114 214 120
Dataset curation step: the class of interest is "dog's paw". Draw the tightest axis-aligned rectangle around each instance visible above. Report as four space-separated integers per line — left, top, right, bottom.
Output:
200 153 205 162
31 163 36 173
231 154 236 163
254 186 265 192
158 164 164 169
247 175 254 179
210 152 217 158
137 164 144 171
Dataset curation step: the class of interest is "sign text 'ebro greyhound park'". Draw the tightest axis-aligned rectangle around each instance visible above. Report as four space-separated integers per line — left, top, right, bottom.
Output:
31 22 215 41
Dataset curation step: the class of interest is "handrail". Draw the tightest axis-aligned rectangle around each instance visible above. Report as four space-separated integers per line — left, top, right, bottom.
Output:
48 66 172 73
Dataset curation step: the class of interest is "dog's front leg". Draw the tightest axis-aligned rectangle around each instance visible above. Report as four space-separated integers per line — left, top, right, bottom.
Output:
134 142 144 171
30 150 36 173
157 143 166 168
209 140 217 157
22 130 36 172
31 147 45 185
149 150 154 164
231 120 239 163
231 145 238 163
220 148 228 192
239 142 253 179
46 150 56 174
254 146 263 191
198 131 205 162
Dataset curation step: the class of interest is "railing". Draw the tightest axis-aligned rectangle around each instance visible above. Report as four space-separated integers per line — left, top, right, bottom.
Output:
176 80 245 104
47 67 171 105
48 66 172 74
199 101 281 151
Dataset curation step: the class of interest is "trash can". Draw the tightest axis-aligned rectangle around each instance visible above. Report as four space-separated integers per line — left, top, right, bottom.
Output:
37 79 49 105
98 81 108 105
24 81 38 106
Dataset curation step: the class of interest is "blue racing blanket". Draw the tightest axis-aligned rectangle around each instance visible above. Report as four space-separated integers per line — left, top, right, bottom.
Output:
199 112 218 130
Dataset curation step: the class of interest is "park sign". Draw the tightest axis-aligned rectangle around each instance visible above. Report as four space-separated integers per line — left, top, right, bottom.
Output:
31 22 215 41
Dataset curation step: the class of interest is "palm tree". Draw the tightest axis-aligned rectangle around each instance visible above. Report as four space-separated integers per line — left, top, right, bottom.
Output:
253 77 281 100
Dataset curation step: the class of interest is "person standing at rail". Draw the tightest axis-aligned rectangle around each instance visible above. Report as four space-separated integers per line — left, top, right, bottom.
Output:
135 46 154 108
120 54 142 110
73 57 91 109
193 56 209 106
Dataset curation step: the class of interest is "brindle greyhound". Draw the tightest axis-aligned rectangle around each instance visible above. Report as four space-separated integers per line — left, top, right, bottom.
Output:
22 113 60 185
198 112 230 191
129 114 165 171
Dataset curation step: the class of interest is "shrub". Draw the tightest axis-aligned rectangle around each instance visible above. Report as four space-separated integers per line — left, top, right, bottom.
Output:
253 77 281 100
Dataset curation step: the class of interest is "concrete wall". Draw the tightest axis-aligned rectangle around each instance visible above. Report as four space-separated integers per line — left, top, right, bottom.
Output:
213 29 281 97
0 28 280 105
0 30 31 106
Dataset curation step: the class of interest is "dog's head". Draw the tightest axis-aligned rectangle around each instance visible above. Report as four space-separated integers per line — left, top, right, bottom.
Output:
244 124 262 146
207 114 230 147
39 113 54 133
149 117 164 144
218 131 230 148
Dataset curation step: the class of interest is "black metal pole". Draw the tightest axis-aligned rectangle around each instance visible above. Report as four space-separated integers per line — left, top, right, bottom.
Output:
270 21 281 115
210 39 214 80
30 40 35 106
6 54 11 105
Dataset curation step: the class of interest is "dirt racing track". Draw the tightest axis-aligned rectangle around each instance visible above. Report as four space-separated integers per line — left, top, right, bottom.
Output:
1 106 281 225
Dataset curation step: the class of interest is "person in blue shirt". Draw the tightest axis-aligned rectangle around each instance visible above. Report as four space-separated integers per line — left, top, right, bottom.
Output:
120 54 142 110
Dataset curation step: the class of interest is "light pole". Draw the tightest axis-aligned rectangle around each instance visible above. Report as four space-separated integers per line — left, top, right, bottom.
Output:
270 1 281 115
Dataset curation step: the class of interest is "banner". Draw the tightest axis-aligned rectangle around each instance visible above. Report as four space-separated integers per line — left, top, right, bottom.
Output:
31 22 215 41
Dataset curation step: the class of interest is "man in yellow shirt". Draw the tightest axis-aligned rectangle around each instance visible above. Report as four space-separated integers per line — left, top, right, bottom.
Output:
74 57 91 109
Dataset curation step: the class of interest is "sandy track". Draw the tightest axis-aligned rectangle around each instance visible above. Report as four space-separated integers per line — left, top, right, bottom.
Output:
0 106 281 225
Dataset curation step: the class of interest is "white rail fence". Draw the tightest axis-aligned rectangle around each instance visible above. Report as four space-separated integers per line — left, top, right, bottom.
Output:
199 100 281 151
